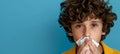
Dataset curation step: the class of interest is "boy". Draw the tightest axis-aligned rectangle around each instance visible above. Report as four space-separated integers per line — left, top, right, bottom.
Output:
58 0 120 54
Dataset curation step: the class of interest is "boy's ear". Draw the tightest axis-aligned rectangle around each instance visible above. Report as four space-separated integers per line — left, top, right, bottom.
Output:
102 32 106 35
68 32 73 36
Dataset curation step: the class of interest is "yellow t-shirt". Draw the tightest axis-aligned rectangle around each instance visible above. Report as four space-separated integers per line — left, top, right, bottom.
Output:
63 42 120 54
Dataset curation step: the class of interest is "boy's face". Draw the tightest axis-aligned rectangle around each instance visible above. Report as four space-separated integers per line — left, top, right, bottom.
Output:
68 18 105 43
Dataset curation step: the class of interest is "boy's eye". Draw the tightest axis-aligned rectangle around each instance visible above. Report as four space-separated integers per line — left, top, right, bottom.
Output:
76 24 82 28
91 23 98 27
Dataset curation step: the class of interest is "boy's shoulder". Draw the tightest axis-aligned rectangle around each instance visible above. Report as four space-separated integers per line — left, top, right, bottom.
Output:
62 42 120 54
62 45 76 54
101 41 120 54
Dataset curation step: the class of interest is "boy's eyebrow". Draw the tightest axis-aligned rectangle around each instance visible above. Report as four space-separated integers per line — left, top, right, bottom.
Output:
91 21 102 23
76 22 81 23
72 21 81 24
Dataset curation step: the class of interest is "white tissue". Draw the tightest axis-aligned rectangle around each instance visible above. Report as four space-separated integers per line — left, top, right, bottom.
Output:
76 36 99 47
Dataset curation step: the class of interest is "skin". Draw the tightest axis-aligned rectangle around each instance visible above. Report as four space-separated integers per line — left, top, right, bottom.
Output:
68 17 105 54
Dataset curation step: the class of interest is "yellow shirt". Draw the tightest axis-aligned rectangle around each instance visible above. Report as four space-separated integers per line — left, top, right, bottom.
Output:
63 42 120 54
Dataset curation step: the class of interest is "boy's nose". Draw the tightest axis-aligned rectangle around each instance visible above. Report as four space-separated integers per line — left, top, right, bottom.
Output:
84 27 91 36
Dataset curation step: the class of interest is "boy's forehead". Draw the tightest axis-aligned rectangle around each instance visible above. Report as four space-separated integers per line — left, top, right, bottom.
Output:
73 18 102 23
73 14 102 23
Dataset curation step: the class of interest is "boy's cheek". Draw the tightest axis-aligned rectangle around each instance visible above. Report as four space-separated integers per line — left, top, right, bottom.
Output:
72 31 84 41
90 31 102 42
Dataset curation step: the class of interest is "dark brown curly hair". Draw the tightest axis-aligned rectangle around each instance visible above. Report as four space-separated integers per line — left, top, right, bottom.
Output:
58 0 117 42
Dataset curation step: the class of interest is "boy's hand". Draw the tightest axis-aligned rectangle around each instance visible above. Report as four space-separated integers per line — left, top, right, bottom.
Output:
77 39 101 54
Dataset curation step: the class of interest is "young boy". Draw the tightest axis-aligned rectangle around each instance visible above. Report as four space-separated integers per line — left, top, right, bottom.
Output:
58 0 120 54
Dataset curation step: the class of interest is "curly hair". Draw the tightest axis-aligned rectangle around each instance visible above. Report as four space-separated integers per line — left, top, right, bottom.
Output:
58 0 117 42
